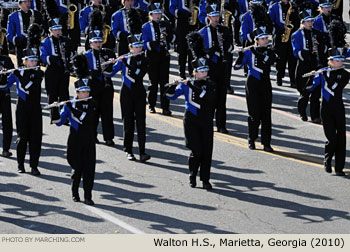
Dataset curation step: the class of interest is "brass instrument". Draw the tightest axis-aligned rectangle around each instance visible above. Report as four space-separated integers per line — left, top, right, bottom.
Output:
332 0 341 10
67 0 77 30
221 0 232 27
99 4 111 44
281 1 294 43
188 0 199 26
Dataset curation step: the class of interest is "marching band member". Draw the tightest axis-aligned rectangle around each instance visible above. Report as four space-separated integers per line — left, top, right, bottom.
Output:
7 0 43 66
107 8 151 162
142 0 175 115
169 0 197 79
233 26 276 152
0 43 15 158
41 0 73 124
313 0 346 67
6 43 44 175
307 47 349 176
291 8 324 123
85 9 116 146
269 0 299 87
52 54 98 205
111 0 135 56
166 32 216 190
79 0 115 50
199 0 233 133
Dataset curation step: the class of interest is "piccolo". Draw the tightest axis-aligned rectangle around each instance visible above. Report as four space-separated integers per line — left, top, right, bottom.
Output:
0 66 40 75
101 51 145 66
165 76 209 87
302 66 345 78
44 97 92 109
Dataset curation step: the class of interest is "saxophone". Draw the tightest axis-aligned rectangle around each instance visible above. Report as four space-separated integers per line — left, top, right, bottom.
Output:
281 2 294 43
67 0 77 30
100 4 111 44
221 0 232 27
188 0 199 26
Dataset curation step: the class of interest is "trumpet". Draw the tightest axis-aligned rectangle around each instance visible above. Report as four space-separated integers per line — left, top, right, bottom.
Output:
67 1 77 30
302 66 345 78
44 96 93 109
0 66 40 75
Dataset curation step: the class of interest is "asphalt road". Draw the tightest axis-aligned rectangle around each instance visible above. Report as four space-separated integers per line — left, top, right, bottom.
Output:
1 9 350 234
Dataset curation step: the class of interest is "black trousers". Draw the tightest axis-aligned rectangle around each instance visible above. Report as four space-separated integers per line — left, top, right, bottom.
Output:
233 16 241 46
245 75 272 145
45 66 70 123
321 103 346 172
147 52 170 109
184 112 214 182
0 91 13 151
209 60 227 129
120 83 146 154
16 101 42 168
93 79 115 141
274 35 296 83
67 133 96 200
175 17 193 77
295 59 320 120
225 53 233 90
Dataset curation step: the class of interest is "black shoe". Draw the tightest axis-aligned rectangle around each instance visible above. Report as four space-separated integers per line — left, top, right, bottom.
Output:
127 153 136 161
17 165 25 173
95 138 100 144
217 128 228 134
31 167 41 176
263 145 274 152
202 181 212 190
227 87 234 94
84 199 95 206
300 115 308 122
324 163 332 173
189 176 196 188
248 140 255 150
105 140 115 146
72 195 80 202
276 78 282 86
2 150 12 158
140 153 151 162
335 171 346 176
162 109 172 116
311 118 321 124
148 107 156 113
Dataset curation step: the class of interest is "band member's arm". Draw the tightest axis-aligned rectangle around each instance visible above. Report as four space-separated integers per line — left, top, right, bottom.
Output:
250 47 276 66
126 57 149 79
233 50 248 70
306 72 323 91
142 25 159 51
40 39 60 65
165 82 185 100
291 33 309 61
79 8 90 35
104 60 123 78
6 14 18 46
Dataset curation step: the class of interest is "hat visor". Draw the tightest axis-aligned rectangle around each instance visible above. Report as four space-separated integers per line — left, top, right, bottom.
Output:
195 66 209 72
208 12 220 17
320 4 333 8
328 56 345 61
150 10 162 14
76 86 91 92
129 42 143 48
256 34 269 39
90 37 104 42
302 17 314 22
50 25 62 31
250 0 263 4
22 56 38 61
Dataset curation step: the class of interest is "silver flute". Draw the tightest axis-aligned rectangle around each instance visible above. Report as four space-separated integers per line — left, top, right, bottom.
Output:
0 66 40 75
302 66 345 78
44 97 93 109
101 51 145 66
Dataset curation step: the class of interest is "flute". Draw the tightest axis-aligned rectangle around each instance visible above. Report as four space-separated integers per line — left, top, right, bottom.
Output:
302 66 345 78
44 97 92 109
165 76 209 87
101 51 145 67
0 66 40 75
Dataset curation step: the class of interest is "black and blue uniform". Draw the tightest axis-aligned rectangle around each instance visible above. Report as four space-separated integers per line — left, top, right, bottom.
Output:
6 68 44 171
107 53 149 155
166 78 216 184
308 68 350 173
111 7 132 56
233 46 276 146
0 55 15 153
